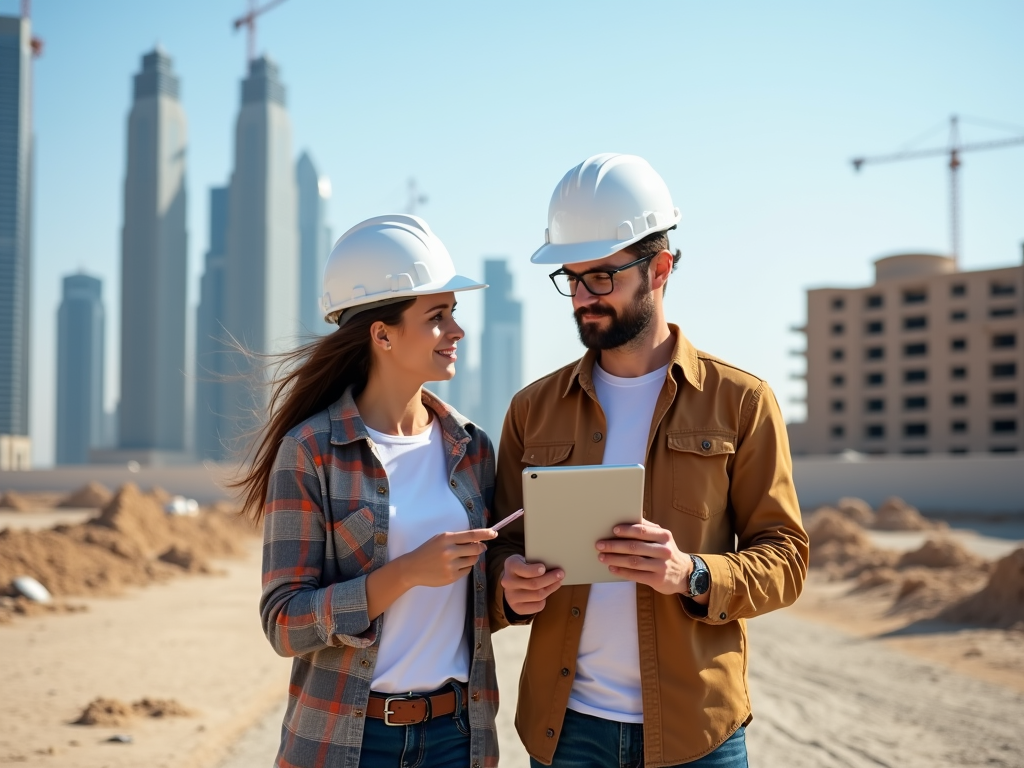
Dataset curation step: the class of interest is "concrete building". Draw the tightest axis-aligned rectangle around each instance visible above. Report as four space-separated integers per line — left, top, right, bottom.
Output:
0 15 34 467
194 187 229 461
296 151 331 336
789 251 1023 456
118 47 188 454
480 259 523 436
221 57 298 447
56 274 105 465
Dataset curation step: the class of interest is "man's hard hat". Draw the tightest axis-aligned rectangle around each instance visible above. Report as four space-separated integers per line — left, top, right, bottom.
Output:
530 153 681 266
321 214 485 326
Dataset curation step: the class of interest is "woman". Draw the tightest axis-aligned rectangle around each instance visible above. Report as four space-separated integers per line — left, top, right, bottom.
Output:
235 214 499 768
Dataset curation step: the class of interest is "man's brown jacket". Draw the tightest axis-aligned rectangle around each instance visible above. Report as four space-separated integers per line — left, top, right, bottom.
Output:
487 326 809 767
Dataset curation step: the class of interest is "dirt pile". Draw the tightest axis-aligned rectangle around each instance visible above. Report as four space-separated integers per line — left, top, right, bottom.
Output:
0 491 32 511
872 497 947 531
836 497 875 526
806 508 898 577
57 482 112 509
0 484 252 612
941 547 1024 628
896 537 986 570
72 697 194 726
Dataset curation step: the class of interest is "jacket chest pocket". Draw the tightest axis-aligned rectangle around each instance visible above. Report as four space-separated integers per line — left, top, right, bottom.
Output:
667 432 735 520
522 442 574 467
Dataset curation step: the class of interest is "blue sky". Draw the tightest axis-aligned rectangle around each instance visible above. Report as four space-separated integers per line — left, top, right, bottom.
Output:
11 0 1024 466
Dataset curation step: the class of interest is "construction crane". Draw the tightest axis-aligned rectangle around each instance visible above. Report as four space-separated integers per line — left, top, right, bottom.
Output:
851 115 1024 267
20 0 43 57
232 0 289 66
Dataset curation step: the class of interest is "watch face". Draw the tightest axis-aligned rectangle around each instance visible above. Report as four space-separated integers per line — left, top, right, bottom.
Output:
692 570 711 596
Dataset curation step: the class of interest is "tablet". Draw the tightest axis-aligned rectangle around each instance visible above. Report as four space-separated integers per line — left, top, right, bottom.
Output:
523 464 645 585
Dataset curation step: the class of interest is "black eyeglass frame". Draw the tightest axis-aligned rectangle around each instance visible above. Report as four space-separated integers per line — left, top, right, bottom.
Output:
547 253 657 297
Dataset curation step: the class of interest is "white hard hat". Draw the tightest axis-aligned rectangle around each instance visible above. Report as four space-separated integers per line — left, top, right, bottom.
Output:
321 214 485 325
530 153 681 266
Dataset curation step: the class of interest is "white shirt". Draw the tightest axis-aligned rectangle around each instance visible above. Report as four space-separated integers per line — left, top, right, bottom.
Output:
567 362 669 723
366 418 471 693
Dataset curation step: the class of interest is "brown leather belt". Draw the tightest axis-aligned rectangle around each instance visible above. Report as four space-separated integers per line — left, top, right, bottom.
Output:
367 684 467 726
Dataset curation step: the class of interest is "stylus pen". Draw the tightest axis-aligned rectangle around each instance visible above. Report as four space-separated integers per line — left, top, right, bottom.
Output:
489 508 524 533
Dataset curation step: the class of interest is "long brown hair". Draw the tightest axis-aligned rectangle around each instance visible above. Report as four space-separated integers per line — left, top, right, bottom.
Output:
232 299 415 524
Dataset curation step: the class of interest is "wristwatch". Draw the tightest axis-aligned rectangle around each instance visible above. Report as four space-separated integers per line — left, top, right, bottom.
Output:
688 555 711 597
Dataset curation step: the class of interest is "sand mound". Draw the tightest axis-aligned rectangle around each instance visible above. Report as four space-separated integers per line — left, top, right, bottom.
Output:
941 547 1024 628
836 497 875 526
805 508 898 577
0 491 33 511
57 482 112 509
72 697 193 726
872 497 947 531
897 537 985 570
807 508 870 547
0 483 253 605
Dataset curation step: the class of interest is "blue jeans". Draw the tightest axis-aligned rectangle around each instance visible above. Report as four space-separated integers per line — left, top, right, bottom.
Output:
532 707 748 768
358 684 470 768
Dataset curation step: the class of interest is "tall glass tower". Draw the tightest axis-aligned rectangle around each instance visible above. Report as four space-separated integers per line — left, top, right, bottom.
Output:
296 151 331 336
56 274 105 465
118 47 188 452
194 187 229 461
481 259 523 437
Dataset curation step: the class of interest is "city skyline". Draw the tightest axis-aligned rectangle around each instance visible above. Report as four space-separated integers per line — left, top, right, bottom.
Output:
8 1 1023 466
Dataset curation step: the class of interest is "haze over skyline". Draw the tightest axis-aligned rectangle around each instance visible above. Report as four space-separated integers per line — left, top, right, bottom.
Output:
11 0 1023 466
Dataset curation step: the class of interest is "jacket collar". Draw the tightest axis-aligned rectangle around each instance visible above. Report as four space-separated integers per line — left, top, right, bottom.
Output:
563 323 704 398
328 386 472 452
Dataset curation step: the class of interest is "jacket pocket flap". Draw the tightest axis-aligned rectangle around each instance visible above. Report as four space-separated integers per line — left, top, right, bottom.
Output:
667 432 736 457
522 442 574 466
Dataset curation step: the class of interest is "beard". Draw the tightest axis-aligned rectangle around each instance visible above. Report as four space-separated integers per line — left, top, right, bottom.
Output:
573 281 655 350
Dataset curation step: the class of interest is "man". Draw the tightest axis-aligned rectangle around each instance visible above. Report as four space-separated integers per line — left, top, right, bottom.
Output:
487 153 808 768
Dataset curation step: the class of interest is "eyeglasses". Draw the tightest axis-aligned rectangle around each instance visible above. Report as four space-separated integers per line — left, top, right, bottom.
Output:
548 254 656 297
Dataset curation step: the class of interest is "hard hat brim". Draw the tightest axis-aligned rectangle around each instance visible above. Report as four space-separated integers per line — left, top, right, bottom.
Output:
530 237 645 267
323 273 486 324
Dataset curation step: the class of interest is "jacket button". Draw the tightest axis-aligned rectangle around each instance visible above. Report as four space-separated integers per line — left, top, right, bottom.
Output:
466 500 474 510
720 612 727 620
377 485 386 494
592 431 603 442
561 667 569 676
702 440 711 451
450 479 458 489
571 607 580 617
546 728 555 738
374 532 387 545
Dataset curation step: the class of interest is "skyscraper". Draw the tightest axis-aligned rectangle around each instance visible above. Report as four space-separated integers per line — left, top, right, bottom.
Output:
222 56 298 445
296 151 331 336
0 15 34 469
194 187 229 461
118 47 188 453
56 274 105 465
480 259 523 436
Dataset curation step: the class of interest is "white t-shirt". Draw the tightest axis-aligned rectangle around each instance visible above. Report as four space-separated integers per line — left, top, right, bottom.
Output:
567 361 669 723
365 418 471 694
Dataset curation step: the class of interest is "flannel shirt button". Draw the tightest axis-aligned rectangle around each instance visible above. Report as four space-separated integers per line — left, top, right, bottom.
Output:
702 440 712 451
354 709 363 718
571 607 580 617
374 532 387 545
476 641 482 650
476 582 483 591
450 479 458 489
360 659 370 668
561 667 569 676
592 431 603 442
546 728 555 738
466 500 474 510
720 612 727 620
376 485 386 495
471 691 480 702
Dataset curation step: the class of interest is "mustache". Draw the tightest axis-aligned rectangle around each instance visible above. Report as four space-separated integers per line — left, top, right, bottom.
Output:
574 304 616 322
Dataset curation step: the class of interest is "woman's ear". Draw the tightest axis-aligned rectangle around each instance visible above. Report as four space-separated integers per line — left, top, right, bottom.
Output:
369 321 392 352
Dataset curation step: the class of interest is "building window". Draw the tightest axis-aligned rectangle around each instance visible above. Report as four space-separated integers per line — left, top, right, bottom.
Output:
992 391 1017 407
990 282 1016 297
831 348 845 361
951 420 968 434
991 446 1018 454
904 422 928 437
904 342 927 357
950 283 966 297
830 425 845 438
990 307 1017 318
865 320 884 335
903 289 927 304
904 395 928 410
831 399 845 413
951 393 967 407
951 338 967 351
866 294 883 309
866 372 885 386
904 369 928 383
992 419 1018 434
902 448 928 455
951 367 967 380
865 424 886 439
865 398 885 413
830 374 845 387
949 447 968 455
903 316 927 330
951 310 967 322
831 323 845 336
992 363 1017 379
866 346 884 360
992 333 1017 349
831 297 845 310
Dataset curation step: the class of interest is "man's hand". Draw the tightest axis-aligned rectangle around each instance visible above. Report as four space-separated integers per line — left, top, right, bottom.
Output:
596 521 710 605
501 555 564 616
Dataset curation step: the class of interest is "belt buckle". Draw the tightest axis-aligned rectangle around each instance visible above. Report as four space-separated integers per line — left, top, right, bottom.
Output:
383 692 430 726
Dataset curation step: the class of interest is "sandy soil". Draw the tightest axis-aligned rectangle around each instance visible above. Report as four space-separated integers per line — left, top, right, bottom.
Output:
0 510 96 532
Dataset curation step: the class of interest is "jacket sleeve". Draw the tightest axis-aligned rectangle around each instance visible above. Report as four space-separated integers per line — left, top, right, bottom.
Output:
682 381 809 624
259 436 378 656
485 397 533 630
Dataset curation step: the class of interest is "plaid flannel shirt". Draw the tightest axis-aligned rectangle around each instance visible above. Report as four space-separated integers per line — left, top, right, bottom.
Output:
260 387 499 768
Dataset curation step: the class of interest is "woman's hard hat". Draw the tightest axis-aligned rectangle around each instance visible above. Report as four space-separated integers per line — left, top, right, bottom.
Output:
530 153 681 266
321 214 485 326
